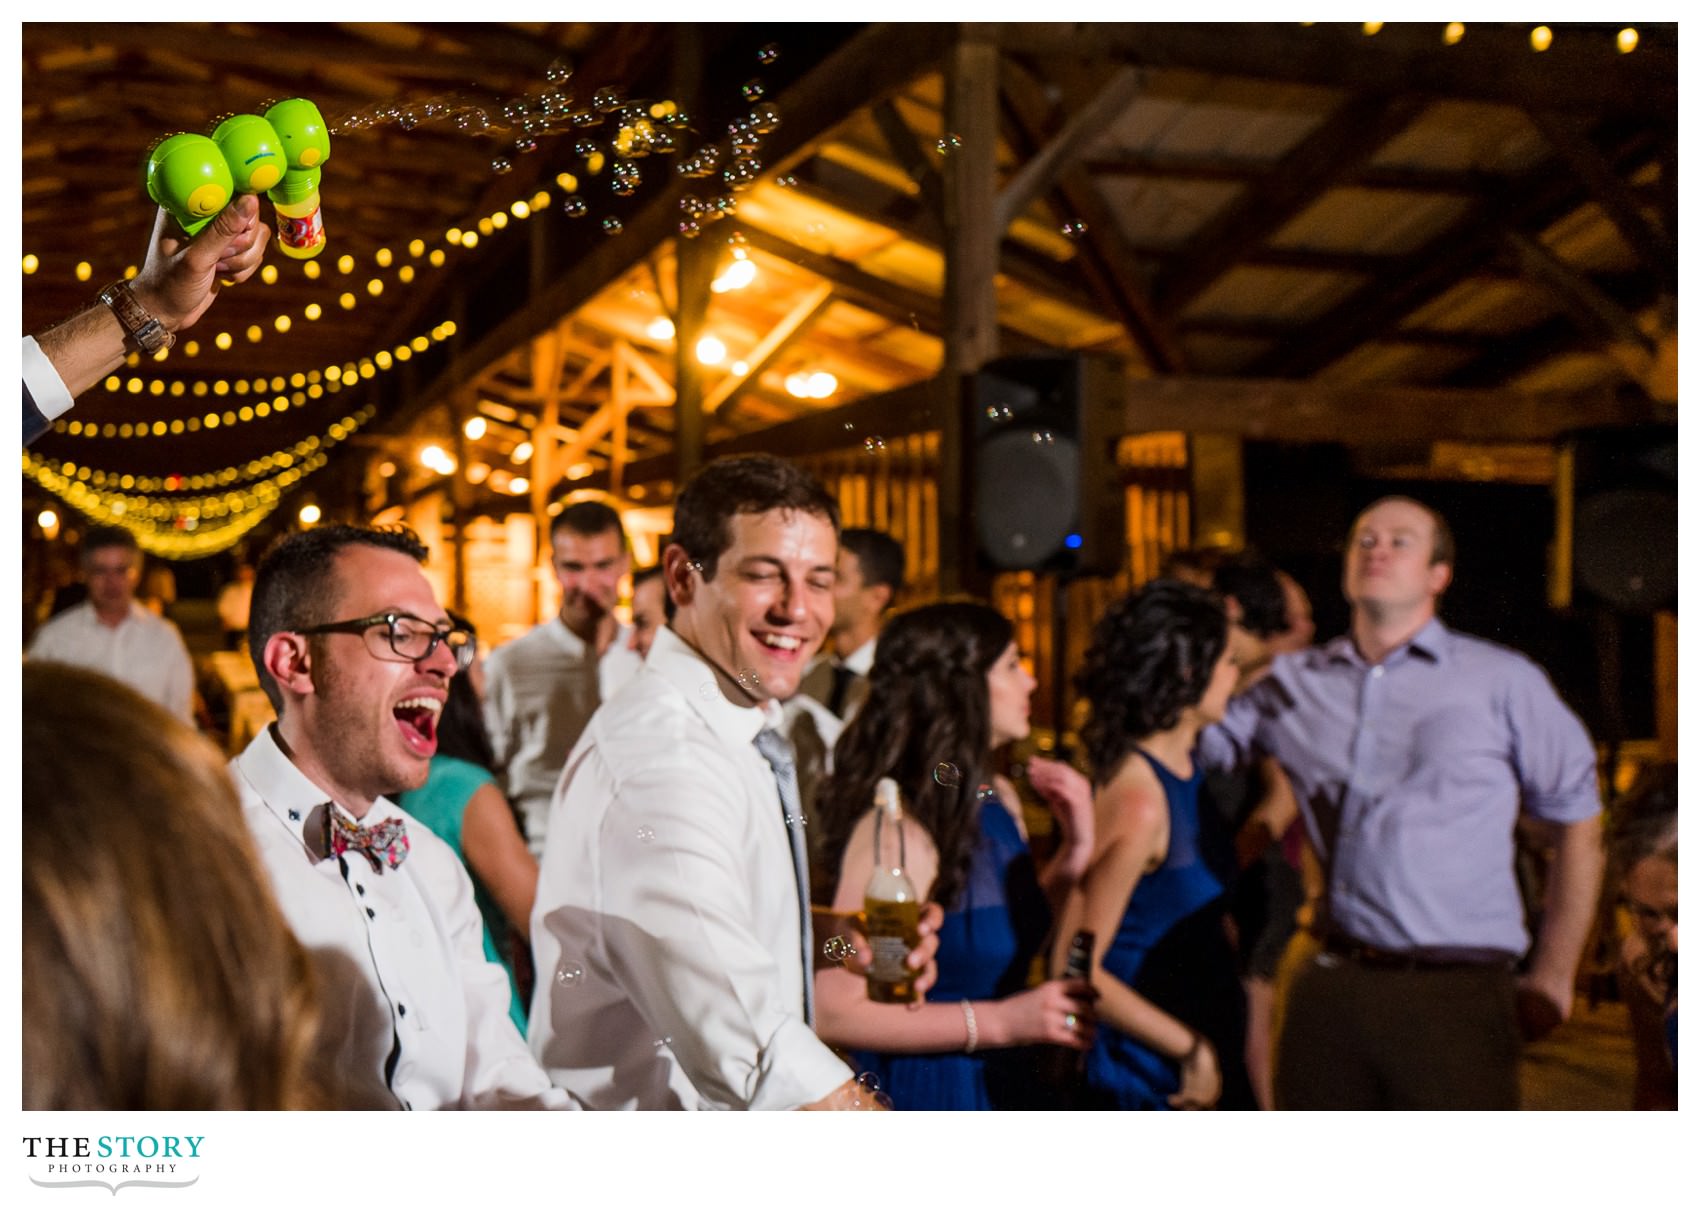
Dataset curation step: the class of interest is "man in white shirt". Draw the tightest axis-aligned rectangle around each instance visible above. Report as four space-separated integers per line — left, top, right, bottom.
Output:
28 526 194 722
484 499 644 856
237 523 574 1110
531 455 938 1110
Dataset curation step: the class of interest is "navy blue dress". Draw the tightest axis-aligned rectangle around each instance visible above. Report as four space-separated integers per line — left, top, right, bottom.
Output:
1084 749 1250 1110
850 795 1052 1110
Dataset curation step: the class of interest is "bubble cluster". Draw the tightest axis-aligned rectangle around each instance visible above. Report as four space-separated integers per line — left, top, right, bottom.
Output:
823 936 855 963
863 436 887 454
1061 220 1089 240
936 132 963 155
611 160 642 195
491 157 513 174
601 216 624 236
933 762 962 788
757 43 781 66
636 825 656 843
556 962 585 987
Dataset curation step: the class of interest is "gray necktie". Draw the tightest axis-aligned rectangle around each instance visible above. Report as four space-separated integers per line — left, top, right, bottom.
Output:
753 727 815 1026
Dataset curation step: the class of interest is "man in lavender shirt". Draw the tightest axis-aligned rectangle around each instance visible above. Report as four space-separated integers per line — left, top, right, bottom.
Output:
1201 496 1604 1109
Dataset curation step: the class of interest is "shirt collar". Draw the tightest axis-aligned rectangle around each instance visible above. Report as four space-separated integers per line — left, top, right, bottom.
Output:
1323 616 1450 668
840 636 877 676
644 626 780 746
232 724 403 863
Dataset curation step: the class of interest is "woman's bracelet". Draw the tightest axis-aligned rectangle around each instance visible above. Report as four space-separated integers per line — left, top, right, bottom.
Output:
961 1000 979 1054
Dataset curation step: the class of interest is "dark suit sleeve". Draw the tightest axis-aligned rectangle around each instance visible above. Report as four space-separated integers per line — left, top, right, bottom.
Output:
24 378 50 447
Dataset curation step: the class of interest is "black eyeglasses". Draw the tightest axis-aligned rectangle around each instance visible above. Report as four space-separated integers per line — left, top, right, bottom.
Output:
297 612 475 671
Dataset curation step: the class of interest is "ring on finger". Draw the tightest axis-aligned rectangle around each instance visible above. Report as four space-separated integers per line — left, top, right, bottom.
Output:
1064 1013 1078 1030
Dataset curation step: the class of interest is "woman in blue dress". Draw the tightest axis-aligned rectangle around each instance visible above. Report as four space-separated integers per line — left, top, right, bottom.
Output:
1060 580 1251 1110
395 613 537 1033
813 600 1096 1110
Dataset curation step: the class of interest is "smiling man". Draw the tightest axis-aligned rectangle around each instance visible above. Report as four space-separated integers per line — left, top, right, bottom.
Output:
235 524 572 1110
484 499 643 857
530 455 936 1110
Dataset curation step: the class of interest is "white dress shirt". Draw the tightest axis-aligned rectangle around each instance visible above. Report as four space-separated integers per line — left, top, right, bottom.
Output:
231 727 575 1111
529 626 853 1110
483 616 644 855
22 335 75 425
27 600 194 721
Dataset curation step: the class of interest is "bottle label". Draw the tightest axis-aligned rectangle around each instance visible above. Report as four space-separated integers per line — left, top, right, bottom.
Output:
277 203 325 252
864 900 919 982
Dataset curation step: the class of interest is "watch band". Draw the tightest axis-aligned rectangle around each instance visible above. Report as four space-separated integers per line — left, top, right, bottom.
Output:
97 280 175 355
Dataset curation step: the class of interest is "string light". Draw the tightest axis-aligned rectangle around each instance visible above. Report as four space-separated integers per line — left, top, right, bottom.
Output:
1443 22 1465 45
1362 22 1383 36
1530 26 1553 52
1618 28 1638 53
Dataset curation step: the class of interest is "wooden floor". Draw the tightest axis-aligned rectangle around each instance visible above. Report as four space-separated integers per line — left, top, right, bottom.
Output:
1520 997 1640 1111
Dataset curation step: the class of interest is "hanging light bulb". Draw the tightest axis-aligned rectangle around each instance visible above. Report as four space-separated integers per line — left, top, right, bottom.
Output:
1617 28 1639 53
1530 26 1553 52
696 335 727 366
464 416 488 440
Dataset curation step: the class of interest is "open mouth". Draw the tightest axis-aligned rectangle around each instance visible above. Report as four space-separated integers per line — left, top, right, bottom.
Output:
392 696 443 756
752 631 805 659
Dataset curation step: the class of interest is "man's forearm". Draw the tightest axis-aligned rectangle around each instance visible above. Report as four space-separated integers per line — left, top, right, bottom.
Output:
1527 814 1606 989
36 303 132 400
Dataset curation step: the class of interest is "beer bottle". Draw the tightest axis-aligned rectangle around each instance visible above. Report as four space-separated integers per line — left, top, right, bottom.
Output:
864 777 921 1004
1039 929 1095 1107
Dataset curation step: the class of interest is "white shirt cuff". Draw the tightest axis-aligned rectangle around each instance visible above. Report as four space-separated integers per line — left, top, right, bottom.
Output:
22 336 76 422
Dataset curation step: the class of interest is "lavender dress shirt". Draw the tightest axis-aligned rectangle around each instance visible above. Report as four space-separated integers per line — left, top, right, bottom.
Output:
1200 618 1600 956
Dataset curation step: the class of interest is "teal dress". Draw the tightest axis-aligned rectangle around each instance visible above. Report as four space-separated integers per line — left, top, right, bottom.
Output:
397 756 527 1033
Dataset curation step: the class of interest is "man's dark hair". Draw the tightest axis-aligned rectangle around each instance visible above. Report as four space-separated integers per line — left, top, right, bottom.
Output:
80 525 140 563
248 525 430 712
670 455 840 581
839 528 905 599
551 499 626 548
1212 549 1288 639
632 562 673 623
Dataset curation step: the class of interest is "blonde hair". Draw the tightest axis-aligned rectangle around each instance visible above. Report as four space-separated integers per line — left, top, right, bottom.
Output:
23 662 323 1109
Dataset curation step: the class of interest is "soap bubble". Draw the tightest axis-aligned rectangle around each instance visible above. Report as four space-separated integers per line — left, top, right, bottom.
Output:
575 137 601 159
757 43 781 65
712 195 739 218
823 936 855 963
985 404 1014 422
653 1036 673 1048
735 668 761 692
546 56 574 83
502 100 528 122
680 193 706 217
747 102 782 134
695 144 722 172
679 218 702 239
727 118 761 152
611 160 641 195
455 109 489 132
936 132 962 155
1031 430 1055 445
649 128 678 154
602 216 624 236
742 78 765 101
856 1071 882 1093
776 174 798 188
697 681 718 700
563 197 588 218
1061 220 1089 240
723 157 762 191
399 111 419 130
592 86 623 113
784 812 808 828
933 762 962 788
636 825 656 843
556 962 585 987
571 109 599 128
513 137 538 155
491 157 513 174
863 436 887 454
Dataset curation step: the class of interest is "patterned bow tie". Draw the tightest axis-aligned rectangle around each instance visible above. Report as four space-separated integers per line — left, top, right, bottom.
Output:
323 808 410 873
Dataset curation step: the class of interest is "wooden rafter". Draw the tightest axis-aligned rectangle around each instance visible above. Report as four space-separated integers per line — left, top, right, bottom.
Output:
706 282 835 414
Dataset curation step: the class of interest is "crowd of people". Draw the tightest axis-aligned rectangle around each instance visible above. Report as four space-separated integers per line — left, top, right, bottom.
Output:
22 197 1674 1114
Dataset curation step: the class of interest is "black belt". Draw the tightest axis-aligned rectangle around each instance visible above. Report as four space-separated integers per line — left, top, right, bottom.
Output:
1319 932 1515 972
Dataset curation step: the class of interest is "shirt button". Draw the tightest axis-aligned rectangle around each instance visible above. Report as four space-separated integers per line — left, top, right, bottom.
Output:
366 907 376 919
398 1004 407 1017
357 884 366 895
1370 666 1384 679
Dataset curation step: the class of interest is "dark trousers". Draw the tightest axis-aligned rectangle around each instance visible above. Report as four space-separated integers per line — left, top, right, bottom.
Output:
1274 946 1519 1110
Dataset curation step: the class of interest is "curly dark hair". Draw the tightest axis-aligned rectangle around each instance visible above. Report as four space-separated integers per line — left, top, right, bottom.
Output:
815 600 1014 913
1076 579 1227 783
248 524 429 711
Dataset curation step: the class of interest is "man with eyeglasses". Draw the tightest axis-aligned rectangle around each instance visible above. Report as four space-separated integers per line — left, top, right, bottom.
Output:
233 524 574 1110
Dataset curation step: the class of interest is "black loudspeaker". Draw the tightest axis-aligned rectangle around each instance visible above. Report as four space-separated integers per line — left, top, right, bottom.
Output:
1558 425 1677 614
969 352 1125 575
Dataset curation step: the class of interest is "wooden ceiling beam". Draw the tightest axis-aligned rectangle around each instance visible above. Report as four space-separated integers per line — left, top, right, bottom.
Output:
870 100 945 223
991 22 1675 117
706 282 834 413
1155 92 1428 315
999 59 1184 372
1500 230 1654 353
994 66 1144 233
